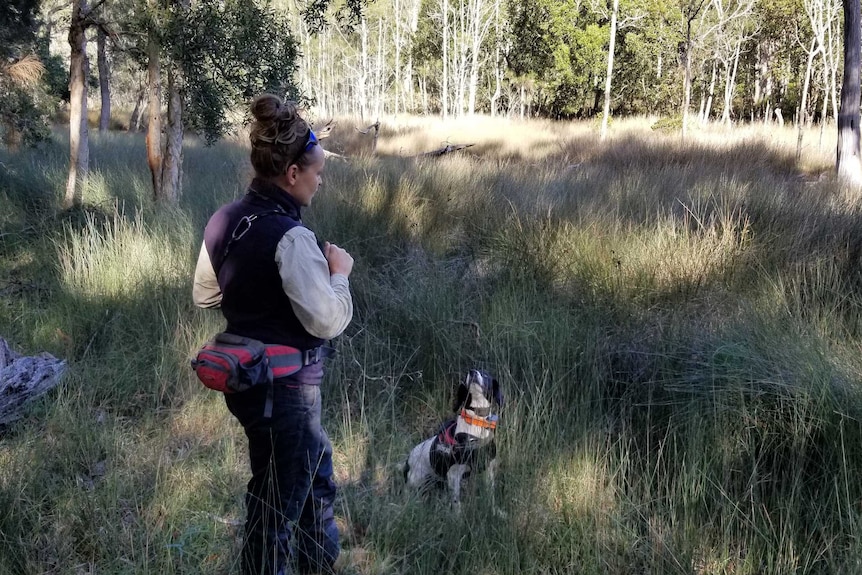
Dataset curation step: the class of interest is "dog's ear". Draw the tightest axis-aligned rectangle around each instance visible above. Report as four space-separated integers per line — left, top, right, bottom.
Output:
492 378 503 406
453 377 470 412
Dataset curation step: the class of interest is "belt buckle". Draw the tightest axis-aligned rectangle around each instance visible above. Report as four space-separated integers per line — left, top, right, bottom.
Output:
305 347 321 365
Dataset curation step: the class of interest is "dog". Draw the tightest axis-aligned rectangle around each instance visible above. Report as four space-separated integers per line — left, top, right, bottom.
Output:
403 369 503 513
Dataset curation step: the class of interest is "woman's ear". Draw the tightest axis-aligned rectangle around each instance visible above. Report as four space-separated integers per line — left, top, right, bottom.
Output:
285 163 299 185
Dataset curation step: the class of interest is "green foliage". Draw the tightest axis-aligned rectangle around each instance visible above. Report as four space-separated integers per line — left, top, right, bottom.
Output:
505 0 609 117
35 34 68 103
0 0 41 58
0 81 51 146
159 0 301 143
0 0 55 148
505 0 554 77
651 114 683 131
303 0 367 33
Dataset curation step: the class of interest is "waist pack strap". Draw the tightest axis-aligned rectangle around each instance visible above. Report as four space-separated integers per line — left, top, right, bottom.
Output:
264 345 336 379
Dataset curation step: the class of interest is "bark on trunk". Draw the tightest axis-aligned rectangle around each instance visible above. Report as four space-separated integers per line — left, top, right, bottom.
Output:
702 60 717 123
161 67 183 202
64 0 89 210
146 24 163 201
837 0 862 185
721 38 742 124
97 27 111 132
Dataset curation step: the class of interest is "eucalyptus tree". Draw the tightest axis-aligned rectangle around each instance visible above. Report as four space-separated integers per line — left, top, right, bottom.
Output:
804 0 842 124
64 0 128 207
143 0 301 202
702 0 756 124
595 0 646 139
680 0 709 137
65 0 109 209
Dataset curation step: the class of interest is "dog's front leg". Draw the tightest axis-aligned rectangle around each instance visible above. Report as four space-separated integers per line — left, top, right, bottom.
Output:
446 464 469 513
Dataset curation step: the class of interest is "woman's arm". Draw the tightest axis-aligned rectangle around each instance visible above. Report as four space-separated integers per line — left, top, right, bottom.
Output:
275 228 353 339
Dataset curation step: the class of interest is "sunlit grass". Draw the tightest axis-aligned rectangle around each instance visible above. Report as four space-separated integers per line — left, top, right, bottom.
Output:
56 209 192 300
2 115 862 574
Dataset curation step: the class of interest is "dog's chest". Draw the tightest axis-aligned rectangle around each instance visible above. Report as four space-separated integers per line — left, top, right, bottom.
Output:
430 420 496 478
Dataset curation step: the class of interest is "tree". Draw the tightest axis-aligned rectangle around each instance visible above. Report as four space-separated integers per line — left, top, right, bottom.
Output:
837 0 862 185
597 0 646 139
64 0 115 208
680 0 710 138
145 0 301 201
145 0 162 200
65 0 93 209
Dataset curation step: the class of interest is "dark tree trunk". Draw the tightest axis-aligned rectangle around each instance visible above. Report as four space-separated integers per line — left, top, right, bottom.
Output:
838 0 862 185
97 27 111 132
161 65 183 202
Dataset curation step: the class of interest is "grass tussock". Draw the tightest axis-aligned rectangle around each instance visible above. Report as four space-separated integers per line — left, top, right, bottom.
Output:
1 115 862 574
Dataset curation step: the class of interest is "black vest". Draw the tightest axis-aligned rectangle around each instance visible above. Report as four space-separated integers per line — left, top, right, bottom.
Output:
203 179 326 351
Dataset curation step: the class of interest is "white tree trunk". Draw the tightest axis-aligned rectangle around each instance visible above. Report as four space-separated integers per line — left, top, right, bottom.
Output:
600 0 619 140
721 38 742 124
65 0 89 210
702 60 717 123
375 18 385 118
357 18 369 121
797 38 819 159
442 0 449 118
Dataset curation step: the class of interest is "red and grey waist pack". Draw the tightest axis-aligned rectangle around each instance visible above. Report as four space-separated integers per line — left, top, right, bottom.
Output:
191 332 334 394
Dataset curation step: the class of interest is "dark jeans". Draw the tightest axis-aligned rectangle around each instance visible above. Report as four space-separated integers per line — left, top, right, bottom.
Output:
225 362 340 575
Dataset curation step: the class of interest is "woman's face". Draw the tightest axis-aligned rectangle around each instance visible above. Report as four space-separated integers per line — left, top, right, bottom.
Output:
288 145 326 207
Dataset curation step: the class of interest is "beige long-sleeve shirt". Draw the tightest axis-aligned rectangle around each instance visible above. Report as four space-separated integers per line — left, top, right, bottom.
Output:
193 226 353 340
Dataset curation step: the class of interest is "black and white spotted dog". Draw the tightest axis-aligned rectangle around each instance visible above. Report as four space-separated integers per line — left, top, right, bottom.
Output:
403 369 503 512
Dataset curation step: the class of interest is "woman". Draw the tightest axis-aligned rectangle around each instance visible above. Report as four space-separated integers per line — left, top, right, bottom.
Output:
193 94 354 575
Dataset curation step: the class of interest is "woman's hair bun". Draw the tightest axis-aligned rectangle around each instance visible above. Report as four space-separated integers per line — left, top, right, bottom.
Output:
250 93 283 123
248 93 309 178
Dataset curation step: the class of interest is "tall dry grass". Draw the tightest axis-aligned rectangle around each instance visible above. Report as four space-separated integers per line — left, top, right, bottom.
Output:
0 116 860 574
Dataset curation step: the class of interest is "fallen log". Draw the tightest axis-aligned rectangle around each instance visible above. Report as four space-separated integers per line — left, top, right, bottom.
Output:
0 338 66 426
417 143 475 157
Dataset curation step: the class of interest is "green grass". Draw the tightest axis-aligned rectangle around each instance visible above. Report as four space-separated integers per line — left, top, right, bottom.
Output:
1 117 861 574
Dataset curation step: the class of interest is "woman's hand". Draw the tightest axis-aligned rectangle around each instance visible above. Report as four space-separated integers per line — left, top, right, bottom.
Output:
324 242 354 277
